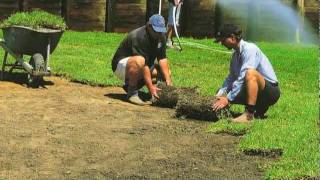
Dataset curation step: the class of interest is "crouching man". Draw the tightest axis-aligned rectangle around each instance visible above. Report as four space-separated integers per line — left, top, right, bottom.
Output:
111 14 172 105
212 24 280 123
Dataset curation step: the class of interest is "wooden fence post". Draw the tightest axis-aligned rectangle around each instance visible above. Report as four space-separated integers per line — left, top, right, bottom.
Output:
106 0 113 32
214 1 222 35
18 0 24 11
61 0 70 25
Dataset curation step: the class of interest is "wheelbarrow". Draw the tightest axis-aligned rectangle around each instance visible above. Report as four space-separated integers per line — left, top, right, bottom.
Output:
0 25 63 87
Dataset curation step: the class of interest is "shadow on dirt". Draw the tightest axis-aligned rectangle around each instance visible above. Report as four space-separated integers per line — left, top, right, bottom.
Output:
104 93 127 101
0 71 54 88
105 91 151 102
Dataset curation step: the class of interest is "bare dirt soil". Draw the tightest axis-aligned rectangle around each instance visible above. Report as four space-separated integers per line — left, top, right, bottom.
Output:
0 75 272 180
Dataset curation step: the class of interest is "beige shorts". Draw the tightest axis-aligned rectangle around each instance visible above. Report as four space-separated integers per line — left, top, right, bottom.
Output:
114 57 156 82
114 57 130 81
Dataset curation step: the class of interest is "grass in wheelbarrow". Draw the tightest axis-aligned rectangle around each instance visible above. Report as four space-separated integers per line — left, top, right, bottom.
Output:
0 10 67 30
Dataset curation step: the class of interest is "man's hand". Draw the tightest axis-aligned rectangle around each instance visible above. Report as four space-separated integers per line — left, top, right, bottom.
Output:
212 96 229 111
150 85 162 99
166 80 172 86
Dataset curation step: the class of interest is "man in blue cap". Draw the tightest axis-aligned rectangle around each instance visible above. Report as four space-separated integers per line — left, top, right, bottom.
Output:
212 24 280 123
111 14 172 105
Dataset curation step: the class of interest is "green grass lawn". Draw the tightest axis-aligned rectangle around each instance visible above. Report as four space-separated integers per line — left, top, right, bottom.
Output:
0 31 318 179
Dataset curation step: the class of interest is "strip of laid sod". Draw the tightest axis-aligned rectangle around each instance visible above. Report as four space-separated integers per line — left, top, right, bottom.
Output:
0 31 318 179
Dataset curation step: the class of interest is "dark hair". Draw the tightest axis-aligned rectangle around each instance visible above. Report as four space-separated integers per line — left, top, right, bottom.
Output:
216 24 243 41
232 28 242 41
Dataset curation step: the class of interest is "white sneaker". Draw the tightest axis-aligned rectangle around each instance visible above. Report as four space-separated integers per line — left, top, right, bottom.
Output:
47 66 51 72
166 41 174 48
128 95 151 106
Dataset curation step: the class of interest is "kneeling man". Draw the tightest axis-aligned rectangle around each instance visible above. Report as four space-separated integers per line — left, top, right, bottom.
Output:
212 24 280 123
111 14 172 105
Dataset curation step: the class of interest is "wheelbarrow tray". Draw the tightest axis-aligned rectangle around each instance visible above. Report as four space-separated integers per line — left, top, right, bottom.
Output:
0 26 64 87
2 25 63 56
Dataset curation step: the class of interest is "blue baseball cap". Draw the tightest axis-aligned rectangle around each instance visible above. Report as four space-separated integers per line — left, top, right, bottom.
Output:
149 14 167 33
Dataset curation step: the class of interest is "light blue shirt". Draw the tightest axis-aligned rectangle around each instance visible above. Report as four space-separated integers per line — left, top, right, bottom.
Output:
217 40 278 101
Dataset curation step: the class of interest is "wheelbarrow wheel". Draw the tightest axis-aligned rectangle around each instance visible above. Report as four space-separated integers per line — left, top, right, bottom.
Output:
27 53 45 87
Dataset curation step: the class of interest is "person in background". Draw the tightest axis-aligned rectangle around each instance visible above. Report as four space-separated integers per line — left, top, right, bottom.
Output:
212 24 280 123
111 14 172 106
166 0 183 48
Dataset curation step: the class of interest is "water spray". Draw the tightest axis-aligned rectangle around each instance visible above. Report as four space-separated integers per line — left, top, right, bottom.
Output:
179 41 231 54
216 0 316 44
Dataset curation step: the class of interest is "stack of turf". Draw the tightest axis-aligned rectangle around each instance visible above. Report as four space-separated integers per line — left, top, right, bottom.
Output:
0 10 67 30
176 93 231 121
152 82 231 121
152 82 197 108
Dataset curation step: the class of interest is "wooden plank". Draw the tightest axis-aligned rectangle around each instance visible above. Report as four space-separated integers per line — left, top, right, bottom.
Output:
68 0 106 31
0 4 19 8
182 0 220 37
23 0 62 15
0 1 20 21
304 0 317 7
111 1 146 32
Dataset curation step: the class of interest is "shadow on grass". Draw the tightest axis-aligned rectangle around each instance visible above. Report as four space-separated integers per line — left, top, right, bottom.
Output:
211 128 249 136
243 148 283 158
0 71 54 88
299 176 320 180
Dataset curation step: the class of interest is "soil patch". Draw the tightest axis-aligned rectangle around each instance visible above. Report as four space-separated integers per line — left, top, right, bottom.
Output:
0 76 273 179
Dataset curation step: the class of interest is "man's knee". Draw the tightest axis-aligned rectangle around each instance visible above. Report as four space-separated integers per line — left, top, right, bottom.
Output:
151 67 158 77
126 56 145 78
245 69 258 82
246 69 265 89
129 56 145 67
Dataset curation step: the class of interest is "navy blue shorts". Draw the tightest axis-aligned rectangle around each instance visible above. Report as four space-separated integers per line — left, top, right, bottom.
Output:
231 80 281 114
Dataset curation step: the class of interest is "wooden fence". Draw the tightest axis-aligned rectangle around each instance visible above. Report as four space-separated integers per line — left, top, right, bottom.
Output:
66 0 106 31
0 0 318 41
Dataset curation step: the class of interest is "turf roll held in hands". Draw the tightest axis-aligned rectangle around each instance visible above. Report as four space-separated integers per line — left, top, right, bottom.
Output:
176 93 231 121
152 82 197 108
152 82 231 121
